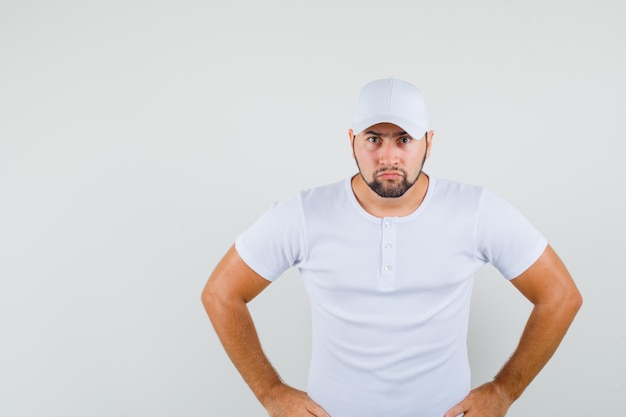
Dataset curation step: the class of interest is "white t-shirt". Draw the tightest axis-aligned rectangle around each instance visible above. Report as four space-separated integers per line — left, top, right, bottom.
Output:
235 175 547 417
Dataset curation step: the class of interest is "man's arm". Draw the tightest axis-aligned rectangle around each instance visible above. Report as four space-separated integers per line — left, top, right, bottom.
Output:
201 245 330 417
445 245 583 417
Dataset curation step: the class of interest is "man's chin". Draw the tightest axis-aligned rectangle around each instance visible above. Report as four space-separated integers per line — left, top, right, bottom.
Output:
370 184 410 198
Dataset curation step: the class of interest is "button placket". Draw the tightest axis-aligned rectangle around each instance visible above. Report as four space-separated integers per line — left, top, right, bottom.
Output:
380 218 397 290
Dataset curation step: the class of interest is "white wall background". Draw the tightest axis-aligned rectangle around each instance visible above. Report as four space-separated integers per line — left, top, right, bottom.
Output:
1 1 624 416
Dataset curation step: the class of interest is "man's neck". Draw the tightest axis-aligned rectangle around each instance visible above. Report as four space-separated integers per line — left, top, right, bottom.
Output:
350 173 430 218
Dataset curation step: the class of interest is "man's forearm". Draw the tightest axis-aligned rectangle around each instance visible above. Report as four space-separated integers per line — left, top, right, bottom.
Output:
202 247 331 417
205 294 282 405
493 294 581 402
446 247 583 417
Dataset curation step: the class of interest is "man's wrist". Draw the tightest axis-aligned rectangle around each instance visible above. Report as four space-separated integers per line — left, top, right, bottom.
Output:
257 380 287 408
492 373 522 404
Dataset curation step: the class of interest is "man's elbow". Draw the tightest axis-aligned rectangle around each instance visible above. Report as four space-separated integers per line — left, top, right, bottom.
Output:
568 286 583 315
201 279 220 317
558 283 583 321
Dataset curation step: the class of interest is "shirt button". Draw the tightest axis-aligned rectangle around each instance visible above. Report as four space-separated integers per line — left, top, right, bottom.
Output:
384 222 391 228
384 265 392 272
385 243 392 249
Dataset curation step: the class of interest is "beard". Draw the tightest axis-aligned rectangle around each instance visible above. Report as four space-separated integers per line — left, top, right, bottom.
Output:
366 167 418 198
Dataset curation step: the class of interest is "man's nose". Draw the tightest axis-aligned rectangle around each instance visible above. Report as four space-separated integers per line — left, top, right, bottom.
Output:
379 142 398 165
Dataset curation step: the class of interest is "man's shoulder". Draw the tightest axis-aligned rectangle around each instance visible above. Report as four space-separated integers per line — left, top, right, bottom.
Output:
430 175 486 200
299 178 349 201
265 179 348 215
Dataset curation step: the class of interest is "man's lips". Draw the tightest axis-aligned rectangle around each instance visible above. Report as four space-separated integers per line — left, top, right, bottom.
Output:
377 171 403 179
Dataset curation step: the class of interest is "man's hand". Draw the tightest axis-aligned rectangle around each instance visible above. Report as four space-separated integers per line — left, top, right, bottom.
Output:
262 383 331 417
444 381 512 417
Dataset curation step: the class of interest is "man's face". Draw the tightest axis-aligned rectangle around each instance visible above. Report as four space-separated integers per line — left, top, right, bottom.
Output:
350 123 431 198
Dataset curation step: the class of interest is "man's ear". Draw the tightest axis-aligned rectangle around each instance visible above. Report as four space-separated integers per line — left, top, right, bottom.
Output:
425 130 434 159
348 129 356 158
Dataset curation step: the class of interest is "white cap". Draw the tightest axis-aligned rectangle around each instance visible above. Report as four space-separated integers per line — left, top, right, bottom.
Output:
353 78 429 140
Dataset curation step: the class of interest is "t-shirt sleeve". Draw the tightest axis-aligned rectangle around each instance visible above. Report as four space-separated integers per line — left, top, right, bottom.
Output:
235 193 306 281
476 188 548 280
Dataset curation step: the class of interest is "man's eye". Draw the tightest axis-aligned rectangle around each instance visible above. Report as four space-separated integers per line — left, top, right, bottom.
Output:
367 137 381 143
399 137 412 144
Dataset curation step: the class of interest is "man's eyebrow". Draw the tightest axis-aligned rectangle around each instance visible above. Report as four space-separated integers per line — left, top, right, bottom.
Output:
363 130 410 137
363 130 382 136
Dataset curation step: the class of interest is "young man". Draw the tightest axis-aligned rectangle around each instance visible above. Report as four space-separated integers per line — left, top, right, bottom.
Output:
202 78 582 417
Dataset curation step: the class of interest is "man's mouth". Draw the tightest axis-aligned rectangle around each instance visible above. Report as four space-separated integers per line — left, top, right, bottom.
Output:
377 170 404 180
